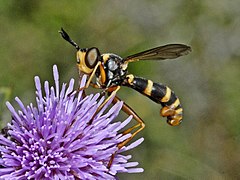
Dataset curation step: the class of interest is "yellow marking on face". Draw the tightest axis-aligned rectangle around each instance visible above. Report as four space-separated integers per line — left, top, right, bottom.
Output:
77 51 93 74
77 51 86 63
161 86 171 102
144 80 153 96
126 74 134 85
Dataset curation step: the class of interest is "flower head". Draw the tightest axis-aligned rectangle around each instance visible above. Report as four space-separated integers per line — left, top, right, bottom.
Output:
0 65 143 179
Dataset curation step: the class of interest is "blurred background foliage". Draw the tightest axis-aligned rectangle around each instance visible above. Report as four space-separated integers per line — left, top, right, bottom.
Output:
0 0 240 179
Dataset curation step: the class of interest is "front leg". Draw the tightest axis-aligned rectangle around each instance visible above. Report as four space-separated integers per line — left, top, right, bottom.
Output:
87 86 121 125
67 81 102 98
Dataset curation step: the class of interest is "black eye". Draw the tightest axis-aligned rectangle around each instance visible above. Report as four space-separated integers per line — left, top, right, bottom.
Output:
85 47 100 68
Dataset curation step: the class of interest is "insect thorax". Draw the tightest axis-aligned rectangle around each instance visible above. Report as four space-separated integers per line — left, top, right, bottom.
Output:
96 53 128 88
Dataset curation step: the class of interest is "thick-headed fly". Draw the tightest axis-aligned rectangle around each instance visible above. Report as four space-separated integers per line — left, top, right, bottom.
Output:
59 28 191 167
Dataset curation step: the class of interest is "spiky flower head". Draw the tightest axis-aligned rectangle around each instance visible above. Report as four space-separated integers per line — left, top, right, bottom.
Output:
0 65 143 179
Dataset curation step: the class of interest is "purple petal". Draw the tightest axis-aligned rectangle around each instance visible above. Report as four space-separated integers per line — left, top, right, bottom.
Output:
0 65 143 179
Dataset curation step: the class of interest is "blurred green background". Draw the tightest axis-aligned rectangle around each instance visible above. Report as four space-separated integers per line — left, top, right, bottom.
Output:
1 0 240 179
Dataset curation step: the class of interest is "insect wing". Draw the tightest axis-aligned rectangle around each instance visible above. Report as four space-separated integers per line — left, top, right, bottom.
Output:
124 44 191 62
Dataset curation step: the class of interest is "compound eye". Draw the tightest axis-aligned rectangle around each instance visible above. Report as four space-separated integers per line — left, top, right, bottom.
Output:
85 47 100 68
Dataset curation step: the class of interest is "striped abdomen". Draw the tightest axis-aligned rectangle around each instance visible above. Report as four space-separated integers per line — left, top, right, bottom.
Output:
124 75 183 126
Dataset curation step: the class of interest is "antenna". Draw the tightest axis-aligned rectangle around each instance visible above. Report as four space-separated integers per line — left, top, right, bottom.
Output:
59 28 80 50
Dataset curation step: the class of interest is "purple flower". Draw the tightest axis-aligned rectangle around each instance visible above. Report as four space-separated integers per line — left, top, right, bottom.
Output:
0 65 144 179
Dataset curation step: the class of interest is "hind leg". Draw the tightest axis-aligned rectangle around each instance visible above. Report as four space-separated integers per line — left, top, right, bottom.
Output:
107 96 145 168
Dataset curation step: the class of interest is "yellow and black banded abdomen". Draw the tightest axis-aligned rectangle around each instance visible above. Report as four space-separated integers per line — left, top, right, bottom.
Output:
125 75 183 126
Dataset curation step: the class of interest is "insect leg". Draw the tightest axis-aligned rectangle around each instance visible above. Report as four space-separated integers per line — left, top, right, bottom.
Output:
107 96 145 168
67 81 99 98
112 96 145 148
67 62 102 97
88 86 121 125
77 61 102 92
